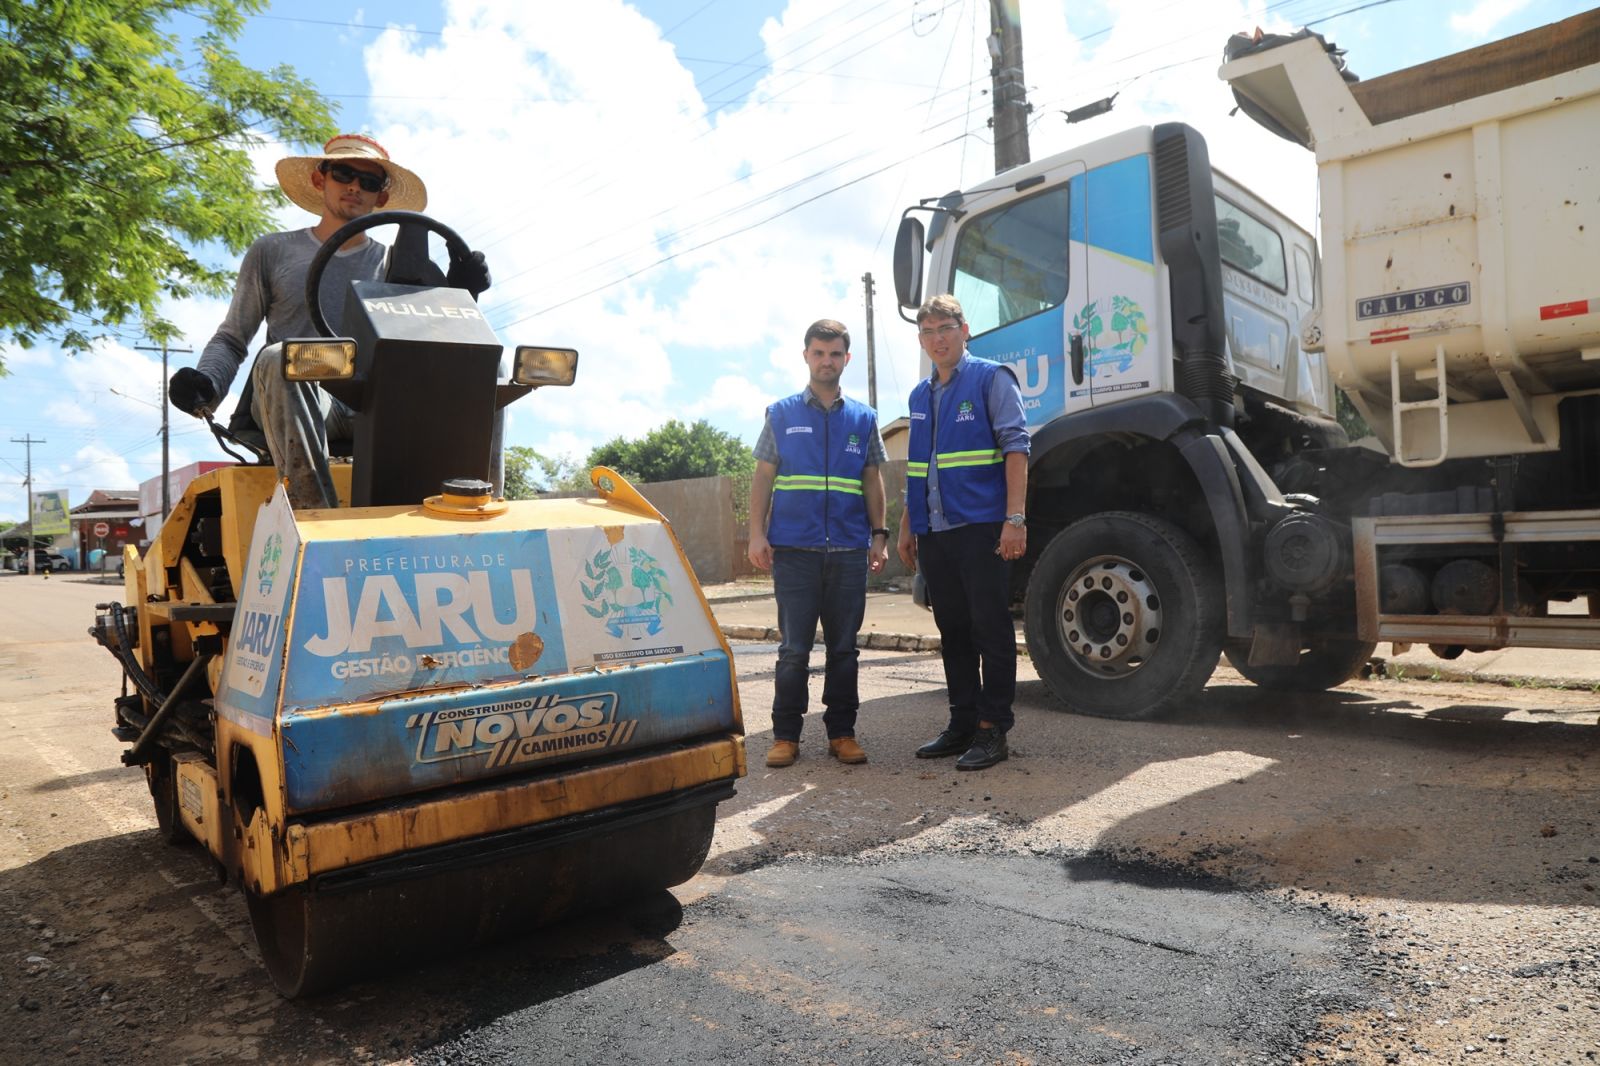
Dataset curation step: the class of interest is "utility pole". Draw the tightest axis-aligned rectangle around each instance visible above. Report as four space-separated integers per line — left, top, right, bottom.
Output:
988 0 1032 174
862 272 879 411
136 342 191 521
11 433 43 576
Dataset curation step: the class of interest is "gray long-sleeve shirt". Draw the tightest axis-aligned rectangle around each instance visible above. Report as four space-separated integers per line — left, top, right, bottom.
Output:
197 228 387 399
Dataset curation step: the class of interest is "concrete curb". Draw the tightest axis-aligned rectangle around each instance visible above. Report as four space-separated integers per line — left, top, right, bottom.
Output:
1371 658 1600 690
721 623 945 653
719 624 1032 655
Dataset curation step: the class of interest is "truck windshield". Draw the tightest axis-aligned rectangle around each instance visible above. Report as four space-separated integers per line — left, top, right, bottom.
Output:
951 185 1070 337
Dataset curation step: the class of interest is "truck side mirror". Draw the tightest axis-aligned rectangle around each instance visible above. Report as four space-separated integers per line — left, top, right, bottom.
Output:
893 216 925 309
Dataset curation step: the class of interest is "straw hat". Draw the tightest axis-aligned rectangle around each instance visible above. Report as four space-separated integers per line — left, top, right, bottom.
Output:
274 133 428 215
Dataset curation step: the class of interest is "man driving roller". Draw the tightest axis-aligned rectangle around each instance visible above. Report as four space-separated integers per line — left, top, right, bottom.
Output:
168 134 491 508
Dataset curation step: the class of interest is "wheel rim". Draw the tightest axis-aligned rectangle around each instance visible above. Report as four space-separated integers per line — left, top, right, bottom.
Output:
1055 554 1162 677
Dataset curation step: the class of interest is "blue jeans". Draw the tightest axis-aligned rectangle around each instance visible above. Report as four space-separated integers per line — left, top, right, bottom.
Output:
771 548 870 741
918 521 1016 733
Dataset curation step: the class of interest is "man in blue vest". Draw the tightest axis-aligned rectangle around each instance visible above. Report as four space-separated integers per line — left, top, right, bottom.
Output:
749 319 889 768
895 294 1029 771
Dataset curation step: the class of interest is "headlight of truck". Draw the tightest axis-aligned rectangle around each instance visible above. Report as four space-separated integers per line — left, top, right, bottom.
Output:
512 346 579 387
282 339 358 381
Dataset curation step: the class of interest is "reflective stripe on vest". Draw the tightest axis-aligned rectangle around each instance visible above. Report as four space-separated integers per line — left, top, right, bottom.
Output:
906 450 1001 478
905 356 1011 531
772 474 864 496
764 391 877 548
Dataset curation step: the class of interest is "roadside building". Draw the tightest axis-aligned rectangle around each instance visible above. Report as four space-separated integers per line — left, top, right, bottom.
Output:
139 461 229 531
881 415 910 462
71 490 142 572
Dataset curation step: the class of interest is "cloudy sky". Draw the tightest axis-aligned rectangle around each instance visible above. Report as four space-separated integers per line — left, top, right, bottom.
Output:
0 0 1587 521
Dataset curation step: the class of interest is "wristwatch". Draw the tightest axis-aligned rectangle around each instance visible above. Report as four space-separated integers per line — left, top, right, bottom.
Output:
871 528 891 539
1005 513 1026 528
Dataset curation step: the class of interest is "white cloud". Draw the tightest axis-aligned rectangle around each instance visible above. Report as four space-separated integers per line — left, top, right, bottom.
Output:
686 373 777 421
1449 0 1534 37
0 0 1414 524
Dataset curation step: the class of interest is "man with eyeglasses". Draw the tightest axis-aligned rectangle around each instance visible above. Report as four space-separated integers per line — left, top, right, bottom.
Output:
167 134 490 508
748 319 889 768
896 294 1029 771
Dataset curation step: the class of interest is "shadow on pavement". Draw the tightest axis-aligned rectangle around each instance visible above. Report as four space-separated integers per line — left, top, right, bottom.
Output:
0 826 691 1066
709 649 1598 909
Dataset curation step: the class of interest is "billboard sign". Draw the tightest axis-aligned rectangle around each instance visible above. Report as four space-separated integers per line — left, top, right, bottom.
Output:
30 489 70 536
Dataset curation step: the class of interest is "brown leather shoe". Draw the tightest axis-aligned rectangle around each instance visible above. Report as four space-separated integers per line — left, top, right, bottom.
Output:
829 736 867 764
765 740 799 768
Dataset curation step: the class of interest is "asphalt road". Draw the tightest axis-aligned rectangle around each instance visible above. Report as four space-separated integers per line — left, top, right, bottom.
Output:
2 573 1596 1065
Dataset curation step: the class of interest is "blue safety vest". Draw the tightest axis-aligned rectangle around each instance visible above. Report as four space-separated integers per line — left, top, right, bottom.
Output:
765 392 877 548
906 358 1011 533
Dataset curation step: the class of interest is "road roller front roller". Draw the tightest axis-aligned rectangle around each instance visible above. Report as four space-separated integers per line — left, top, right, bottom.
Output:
89 211 746 996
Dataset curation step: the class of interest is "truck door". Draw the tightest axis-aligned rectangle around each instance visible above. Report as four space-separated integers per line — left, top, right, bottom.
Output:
1077 154 1162 408
953 160 1088 427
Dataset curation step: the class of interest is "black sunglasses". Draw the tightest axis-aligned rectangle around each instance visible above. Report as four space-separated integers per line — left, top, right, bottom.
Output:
320 161 388 194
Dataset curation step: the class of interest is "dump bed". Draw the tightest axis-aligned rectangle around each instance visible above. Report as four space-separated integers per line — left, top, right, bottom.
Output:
1220 13 1600 464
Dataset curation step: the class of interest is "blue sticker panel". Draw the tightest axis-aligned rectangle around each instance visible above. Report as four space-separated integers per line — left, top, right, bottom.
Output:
283 530 568 710
966 304 1066 428
215 489 299 736
1085 155 1153 265
278 650 736 812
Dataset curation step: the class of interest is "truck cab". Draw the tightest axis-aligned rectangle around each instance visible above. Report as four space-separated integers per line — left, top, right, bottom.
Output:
896 123 1352 719
899 126 1324 431
893 14 1600 721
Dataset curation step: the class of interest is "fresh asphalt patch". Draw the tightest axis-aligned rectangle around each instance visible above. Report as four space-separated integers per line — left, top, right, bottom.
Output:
419 851 1375 1065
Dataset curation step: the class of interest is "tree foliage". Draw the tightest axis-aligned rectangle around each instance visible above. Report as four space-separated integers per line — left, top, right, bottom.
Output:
585 419 754 485
503 446 588 499
1335 390 1372 443
0 0 337 368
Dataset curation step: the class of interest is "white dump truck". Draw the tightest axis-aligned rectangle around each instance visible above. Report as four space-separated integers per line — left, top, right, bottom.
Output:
891 12 1600 718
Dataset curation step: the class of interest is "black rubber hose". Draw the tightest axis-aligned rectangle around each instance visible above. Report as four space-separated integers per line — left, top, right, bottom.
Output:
106 603 166 706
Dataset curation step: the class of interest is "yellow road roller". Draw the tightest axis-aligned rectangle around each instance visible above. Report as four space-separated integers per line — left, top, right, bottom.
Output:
91 212 746 996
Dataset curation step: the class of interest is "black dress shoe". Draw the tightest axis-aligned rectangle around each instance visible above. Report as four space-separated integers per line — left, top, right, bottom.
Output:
956 727 1007 771
915 729 974 759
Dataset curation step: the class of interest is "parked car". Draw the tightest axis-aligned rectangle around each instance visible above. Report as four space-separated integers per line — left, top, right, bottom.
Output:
32 549 71 571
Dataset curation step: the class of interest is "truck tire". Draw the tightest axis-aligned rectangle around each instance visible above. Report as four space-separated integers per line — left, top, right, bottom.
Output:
1024 511 1224 719
1223 638 1376 692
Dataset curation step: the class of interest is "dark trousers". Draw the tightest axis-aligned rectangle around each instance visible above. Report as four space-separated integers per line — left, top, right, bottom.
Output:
771 548 870 741
919 521 1016 733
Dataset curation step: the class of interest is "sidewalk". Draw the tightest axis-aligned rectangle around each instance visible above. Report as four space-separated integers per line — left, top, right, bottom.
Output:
700 580 1600 687
708 580 946 652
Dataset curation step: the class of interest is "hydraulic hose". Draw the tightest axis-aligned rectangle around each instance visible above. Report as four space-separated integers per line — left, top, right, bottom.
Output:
95 602 165 707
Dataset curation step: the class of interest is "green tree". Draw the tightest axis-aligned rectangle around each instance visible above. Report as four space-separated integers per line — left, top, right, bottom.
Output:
586 418 754 486
0 0 337 369
1335 391 1372 442
503 446 587 499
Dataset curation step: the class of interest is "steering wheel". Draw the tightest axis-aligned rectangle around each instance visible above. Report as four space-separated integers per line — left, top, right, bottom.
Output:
302 210 474 337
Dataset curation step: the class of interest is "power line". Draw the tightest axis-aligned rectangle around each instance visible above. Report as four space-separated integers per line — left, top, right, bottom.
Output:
480 0 1377 319
477 77 993 325
481 87 994 328
495 132 969 330
465 0 958 245
658 0 722 39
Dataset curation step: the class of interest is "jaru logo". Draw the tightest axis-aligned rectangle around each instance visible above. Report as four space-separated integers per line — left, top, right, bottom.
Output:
235 609 280 658
305 570 538 656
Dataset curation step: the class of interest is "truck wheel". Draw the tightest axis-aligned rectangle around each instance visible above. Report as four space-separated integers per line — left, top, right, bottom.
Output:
1025 511 1224 719
1223 638 1376 692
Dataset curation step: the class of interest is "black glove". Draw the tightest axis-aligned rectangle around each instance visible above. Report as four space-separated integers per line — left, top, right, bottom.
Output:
446 250 491 299
169 367 217 417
